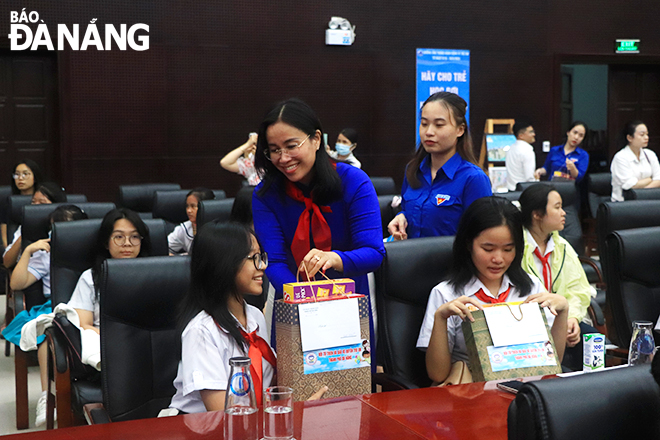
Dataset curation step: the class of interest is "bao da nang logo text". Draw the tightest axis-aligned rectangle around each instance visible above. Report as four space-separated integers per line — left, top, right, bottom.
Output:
8 9 149 51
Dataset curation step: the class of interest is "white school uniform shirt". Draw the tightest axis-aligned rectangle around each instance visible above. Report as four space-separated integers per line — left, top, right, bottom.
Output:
3 226 21 258
67 269 99 328
168 221 194 254
505 140 537 191
169 304 275 414
27 250 51 297
527 230 556 283
610 146 660 202
416 274 549 365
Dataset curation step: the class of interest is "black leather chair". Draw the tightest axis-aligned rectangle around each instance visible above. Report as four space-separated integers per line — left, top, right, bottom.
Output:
117 183 181 216
499 191 522 202
606 226 660 347
377 195 401 239
197 198 235 228
5 195 32 248
152 189 227 235
586 172 611 218
66 194 88 203
370 177 397 196
508 365 660 440
374 236 454 390
87 256 189 423
623 187 660 200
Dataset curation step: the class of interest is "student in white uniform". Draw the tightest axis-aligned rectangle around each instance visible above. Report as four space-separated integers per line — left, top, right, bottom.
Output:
416 196 568 384
169 222 325 414
168 188 215 255
4 205 87 427
611 120 660 201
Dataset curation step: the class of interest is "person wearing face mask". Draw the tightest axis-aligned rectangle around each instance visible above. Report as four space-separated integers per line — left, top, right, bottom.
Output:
326 128 361 169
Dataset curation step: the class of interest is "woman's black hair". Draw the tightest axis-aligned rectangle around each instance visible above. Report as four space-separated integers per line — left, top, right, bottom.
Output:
621 120 646 148
565 121 588 146
229 185 254 226
448 196 532 297
35 182 67 204
10 159 44 195
339 128 358 145
519 184 557 230
92 208 151 297
48 205 88 225
177 221 261 350
254 98 342 205
186 187 215 204
406 92 477 189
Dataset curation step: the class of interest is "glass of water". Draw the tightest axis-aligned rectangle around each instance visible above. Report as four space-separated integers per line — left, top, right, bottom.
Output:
629 321 656 366
263 386 294 440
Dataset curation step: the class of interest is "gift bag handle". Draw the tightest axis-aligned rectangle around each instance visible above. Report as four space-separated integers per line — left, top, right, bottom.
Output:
505 303 524 321
296 261 349 303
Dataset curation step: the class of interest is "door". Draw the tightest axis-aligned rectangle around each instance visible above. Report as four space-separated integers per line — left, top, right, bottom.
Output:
0 50 58 184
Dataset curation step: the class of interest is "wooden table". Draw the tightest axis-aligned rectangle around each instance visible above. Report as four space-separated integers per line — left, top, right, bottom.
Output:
1 379 543 439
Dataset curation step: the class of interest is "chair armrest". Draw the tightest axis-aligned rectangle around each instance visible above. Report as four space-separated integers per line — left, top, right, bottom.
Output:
13 289 27 315
44 327 71 375
83 403 111 425
588 297 605 328
579 256 605 288
372 372 420 391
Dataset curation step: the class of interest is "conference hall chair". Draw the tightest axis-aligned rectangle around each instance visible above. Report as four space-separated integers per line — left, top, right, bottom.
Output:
196 198 234 228
374 236 454 390
370 176 397 196
586 172 611 218
623 187 660 200
117 183 181 218
377 195 401 239
84 256 189 424
45 218 168 428
65 194 88 203
508 365 660 440
152 189 227 236
0 186 12 295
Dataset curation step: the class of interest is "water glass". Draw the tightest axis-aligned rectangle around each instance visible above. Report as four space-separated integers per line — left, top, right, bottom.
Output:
263 386 294 440
629 321 656 366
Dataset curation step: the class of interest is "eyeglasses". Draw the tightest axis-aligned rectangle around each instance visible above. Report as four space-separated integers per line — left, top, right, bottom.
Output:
246 251 268 270
111 234 143 246
264 135 310 161
12 172 32 180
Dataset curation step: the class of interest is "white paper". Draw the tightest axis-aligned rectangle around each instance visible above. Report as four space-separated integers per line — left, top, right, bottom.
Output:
484 303 549 347
298 298 362 352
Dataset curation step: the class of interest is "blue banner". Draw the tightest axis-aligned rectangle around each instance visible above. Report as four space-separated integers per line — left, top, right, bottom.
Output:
302 340 371 375
416 48 470 144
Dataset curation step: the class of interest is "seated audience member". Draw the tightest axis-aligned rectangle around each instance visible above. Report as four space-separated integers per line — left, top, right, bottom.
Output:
3 182 66 268
535 121 589 182
1 159 44 248
388 92 491 240
229 185 254 227
3 205 87 427
505 120 537 191
326 128 361 168
417 197 568 384
611 120 660 201
519 184 596 371
168 188 215 255
168 222 325 413
220 133 262 186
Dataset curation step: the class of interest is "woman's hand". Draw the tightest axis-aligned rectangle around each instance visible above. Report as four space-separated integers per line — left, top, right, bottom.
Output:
566 317 581 347
523 292 568 316
306 386 328 401
534 167 547 180
300 250 343 279
565 159 578 178
435 296 483 322
244 133 257 156
387 213 408 240
25 238 51 256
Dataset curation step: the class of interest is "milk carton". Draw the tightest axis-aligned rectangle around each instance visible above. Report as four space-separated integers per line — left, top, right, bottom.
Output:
583 333 605 371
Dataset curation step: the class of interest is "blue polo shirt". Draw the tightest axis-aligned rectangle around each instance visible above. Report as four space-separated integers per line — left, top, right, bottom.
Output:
401 153 492 238
543 145 590 182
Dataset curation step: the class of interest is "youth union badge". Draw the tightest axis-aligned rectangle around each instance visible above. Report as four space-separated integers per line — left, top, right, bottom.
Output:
435 194 451 205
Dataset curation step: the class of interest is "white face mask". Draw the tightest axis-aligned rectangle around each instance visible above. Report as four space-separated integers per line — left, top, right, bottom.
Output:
335 143 353 156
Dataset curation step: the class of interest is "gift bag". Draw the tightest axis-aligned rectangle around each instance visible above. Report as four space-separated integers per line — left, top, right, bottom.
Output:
462 303 562 382
275 293 371 401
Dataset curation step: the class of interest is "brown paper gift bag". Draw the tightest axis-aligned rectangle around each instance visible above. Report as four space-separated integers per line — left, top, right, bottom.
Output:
275 294 371 401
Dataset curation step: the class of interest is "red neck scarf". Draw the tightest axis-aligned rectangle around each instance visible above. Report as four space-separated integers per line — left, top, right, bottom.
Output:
239 329 277 407
474 285 511 304
533 248 553 292
285 181 332 270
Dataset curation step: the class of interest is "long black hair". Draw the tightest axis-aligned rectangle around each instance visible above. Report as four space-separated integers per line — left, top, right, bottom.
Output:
565 121 588 147
177 221 260 350
92 208 151 297
448 196 532 296
519 183 557 230
49 205 88 224
406 92 477 189
254 98 342 205
186 187 215 205
35 182 67 204
621 120 646 148
10 159 44 195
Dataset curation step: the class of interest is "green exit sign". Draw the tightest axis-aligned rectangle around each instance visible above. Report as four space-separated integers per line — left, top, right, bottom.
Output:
615 39 640 53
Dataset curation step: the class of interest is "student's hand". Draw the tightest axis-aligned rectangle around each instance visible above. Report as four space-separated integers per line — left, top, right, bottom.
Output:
524 292 568 316
300 250 343 278
534 167 546 180
435 296 483 322
387 213 408 240
306 386 328 401
566 317 581 347
565 159 578 178
25 238 50 256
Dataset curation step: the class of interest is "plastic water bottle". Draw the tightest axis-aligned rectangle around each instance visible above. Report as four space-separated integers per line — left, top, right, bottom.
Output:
629 321 656 366
224 357 258 440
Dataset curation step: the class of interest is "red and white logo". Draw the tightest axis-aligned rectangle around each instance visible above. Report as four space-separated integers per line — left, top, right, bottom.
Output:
435 194 451 205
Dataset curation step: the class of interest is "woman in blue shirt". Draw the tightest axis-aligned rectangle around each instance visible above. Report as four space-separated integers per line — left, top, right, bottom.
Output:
388 92 491 239
534 121 589 182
